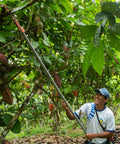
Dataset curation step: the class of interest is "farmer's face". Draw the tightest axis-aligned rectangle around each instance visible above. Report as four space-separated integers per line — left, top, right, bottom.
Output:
94 92 108 106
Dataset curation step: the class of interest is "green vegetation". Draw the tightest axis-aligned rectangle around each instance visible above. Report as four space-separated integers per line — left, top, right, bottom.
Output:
115 108 120 125
4 107 120 141
0 0 120 142
5 116 84 140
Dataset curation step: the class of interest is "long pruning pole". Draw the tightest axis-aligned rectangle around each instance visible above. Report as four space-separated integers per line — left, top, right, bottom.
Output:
5 7 86 134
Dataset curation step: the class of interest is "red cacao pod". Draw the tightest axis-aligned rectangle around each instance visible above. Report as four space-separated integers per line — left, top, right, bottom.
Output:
49 103 54 111
73 90 78 97
56 92 59 96
0 53 8 64
1 86 13 105
39 91 42 95
54 73 61 88
26 84 30 89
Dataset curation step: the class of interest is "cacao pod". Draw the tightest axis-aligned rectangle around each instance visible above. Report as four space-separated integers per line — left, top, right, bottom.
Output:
56 92 59 96
35 16 43 34
26 84 30 89
73 90 78 97
116 93 119 99
39 91 42 95
35 16 43 29
1 86 13 105
49 103 54 111
54 73 61 88
0 53 8 64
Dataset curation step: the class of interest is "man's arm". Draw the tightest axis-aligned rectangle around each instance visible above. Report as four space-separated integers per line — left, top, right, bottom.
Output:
85 131 114 140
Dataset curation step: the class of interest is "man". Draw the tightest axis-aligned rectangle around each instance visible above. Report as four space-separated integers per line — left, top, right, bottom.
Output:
62 88 115 144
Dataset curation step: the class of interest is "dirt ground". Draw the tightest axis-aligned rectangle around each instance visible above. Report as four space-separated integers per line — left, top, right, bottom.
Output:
10 134 86 144
9 130 120 144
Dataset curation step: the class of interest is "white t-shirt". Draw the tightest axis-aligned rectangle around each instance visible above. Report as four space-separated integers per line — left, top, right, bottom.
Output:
75 103 115 144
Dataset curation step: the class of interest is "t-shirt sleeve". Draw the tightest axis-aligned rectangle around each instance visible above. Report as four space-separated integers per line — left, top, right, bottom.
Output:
74 103 88 119
106 111 115 132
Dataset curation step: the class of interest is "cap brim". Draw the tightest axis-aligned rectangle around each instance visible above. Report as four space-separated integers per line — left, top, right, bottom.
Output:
95 89 106 97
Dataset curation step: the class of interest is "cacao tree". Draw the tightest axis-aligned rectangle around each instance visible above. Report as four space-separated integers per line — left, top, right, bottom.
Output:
0 0 120 142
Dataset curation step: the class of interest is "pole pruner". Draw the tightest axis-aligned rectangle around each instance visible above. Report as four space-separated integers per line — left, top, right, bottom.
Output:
4 5 87 134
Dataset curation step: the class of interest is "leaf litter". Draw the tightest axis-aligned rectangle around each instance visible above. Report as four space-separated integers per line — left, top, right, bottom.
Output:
10 134 86 144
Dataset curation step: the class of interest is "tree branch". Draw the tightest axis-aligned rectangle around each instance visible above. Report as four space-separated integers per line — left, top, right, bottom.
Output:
3 63 31 87
0 81 39 143
0 0 37 19
11 0 38 13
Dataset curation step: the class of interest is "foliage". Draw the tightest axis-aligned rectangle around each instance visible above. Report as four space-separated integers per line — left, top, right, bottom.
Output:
0 0 120 139
4 109 120 142
5 114 84 140
0 113 21 133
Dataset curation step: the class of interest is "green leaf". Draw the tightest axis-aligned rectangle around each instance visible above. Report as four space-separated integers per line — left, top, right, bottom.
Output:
3 114 12 125
0 34 6 43
29 5 35 23
107 13 116 26
64 85 72 94
60 0 73 13
33 59 40 67
13 47 23 52
108 34 120 52
108 23 120 35
11 1 31 13
91 42 104 76
95 11 107 24
11 119 21 134
43 56 52 65
80 25 97 40
61 19 71 30
66 16 85 25
0 117 6 127
101 2 120 18
93 25 101 47
31 41 39 49
94 18 107 47
73 20 85 26
42 32 50 47
0 31 16 38
50 55 64 63
82 43 94 76
95 11 115 26
50 4 62 13
3 114 21 134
